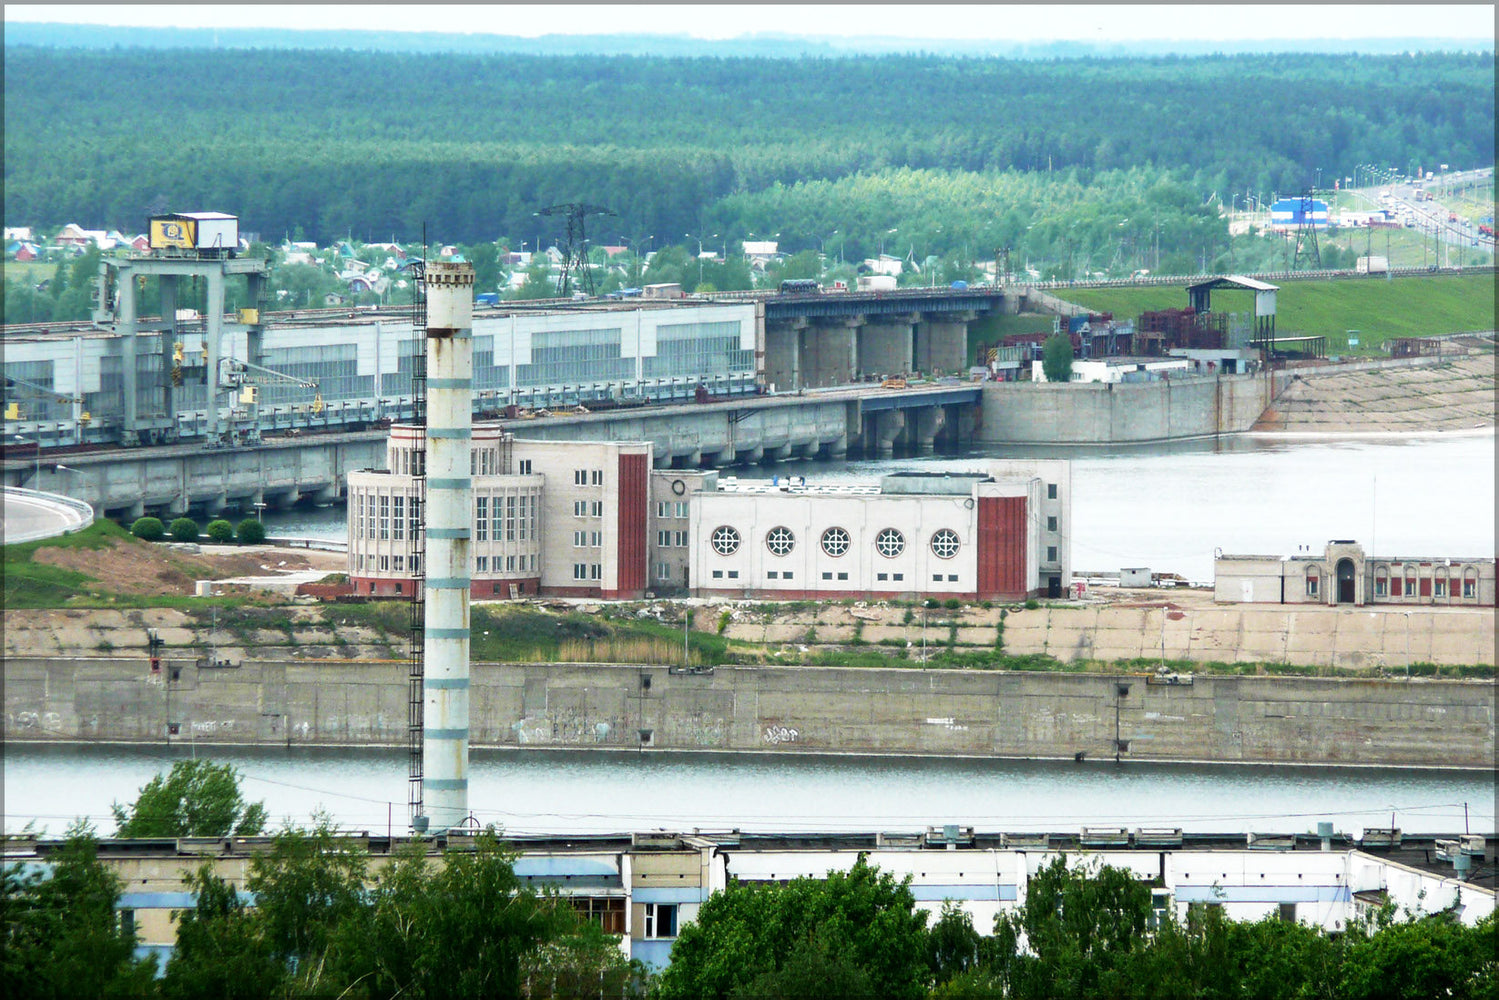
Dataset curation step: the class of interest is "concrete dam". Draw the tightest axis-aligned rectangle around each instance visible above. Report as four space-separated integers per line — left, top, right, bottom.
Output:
6 656 1492 770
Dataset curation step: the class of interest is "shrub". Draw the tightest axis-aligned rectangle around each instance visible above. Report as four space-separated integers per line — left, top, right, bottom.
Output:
1024 598 1040 610
130 517 165 541
205 519 234 543
168 517 199 542
235 518 266 545
943 598 961 610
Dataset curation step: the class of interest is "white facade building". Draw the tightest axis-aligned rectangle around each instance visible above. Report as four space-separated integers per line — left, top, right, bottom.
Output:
689 461 1072 601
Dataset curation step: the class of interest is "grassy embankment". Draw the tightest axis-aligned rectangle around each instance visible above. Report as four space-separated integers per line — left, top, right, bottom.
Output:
6 528 1490 678
1058 271 1495 356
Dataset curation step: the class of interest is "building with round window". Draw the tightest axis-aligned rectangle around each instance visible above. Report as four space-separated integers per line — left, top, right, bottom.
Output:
689 461 1071 601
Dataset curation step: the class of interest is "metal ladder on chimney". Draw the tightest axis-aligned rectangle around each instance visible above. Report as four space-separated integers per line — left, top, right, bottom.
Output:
407 259 428 827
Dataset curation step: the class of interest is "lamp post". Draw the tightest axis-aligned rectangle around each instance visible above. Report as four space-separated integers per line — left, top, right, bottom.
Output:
253 501 268 523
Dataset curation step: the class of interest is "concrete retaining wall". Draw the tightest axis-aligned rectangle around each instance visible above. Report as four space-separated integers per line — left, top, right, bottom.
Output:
6 657 1491 768
979 374 1270 444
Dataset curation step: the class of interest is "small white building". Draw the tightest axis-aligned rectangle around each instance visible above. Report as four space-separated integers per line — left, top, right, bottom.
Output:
1032 357 1192 383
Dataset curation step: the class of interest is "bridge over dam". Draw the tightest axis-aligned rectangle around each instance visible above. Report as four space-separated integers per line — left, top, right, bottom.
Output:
3 382 982 520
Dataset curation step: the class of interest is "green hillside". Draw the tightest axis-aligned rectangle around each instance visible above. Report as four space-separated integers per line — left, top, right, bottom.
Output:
1058 272 1496 354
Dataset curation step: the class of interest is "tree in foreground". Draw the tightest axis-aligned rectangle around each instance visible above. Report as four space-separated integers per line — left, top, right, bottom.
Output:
111 759 267 839
168 517 200 542
653 855 929 1000
1040 334 1074 383
205 518 235 543
1 822 159 1000
234 517 266 545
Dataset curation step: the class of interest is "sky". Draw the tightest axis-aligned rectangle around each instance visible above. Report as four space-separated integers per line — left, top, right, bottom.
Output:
4 3 1495 42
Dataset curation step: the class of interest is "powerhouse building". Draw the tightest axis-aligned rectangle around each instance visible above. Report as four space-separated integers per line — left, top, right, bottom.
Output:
689 463 1071 601
3 301 759 446
349 426 1071 602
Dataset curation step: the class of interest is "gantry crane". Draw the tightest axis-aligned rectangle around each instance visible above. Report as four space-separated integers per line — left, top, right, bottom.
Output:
209 358 324 447
3 375 88 424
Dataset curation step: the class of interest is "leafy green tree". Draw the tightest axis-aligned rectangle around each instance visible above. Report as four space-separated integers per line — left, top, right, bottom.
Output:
1338 910 1498 1000
1041 334 1074 383
235 518 266 545
205 519 235 543
1003 855 1151 1000
1 822 159 1000
160 863 285 1000
245 816 369 968
111 759 268 838
928 902 985 985
129 516 165 541
654 856 929 1000
168 517 199 542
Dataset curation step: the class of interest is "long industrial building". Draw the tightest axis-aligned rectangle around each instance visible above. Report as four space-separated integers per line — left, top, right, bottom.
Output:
15 826 1492 973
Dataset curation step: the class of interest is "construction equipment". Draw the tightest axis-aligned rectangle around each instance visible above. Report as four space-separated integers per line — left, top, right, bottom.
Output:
206 358 324 447
3 375 88 423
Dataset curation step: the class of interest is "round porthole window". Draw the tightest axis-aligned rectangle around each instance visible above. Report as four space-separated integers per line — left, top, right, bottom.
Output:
710 525 740 556
766 526 796 556
931 528 961 559
821 526 851 557
874 527 905 558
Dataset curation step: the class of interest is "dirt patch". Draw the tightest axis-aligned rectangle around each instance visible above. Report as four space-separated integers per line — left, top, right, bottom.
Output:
30 538 336 598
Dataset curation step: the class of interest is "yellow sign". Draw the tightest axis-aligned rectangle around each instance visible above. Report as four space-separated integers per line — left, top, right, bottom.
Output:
149 217 197 249
237 308 260 325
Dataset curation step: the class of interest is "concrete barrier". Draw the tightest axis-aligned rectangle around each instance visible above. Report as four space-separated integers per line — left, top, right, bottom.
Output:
979 374 1270 445
5 657 1491 768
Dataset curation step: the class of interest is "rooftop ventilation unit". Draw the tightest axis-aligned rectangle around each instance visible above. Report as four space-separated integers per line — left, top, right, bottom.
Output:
1081 827 1131 847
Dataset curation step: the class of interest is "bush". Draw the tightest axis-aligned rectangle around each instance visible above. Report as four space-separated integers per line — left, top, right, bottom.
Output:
168 517 199 542
943 598 961 610
129 516 165 541
235 518 266 545
205 519 234 543
1024 598 1040 610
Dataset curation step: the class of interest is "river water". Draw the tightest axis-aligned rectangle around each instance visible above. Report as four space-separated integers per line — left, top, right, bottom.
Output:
6 743 1492 839
10 432 1493 838
262 431 1495 584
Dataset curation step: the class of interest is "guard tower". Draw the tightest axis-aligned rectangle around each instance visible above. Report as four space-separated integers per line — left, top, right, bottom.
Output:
92 213 268 447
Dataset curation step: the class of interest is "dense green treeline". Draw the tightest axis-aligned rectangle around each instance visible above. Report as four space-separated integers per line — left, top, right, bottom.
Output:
7 824 1495 1000
4 47 1492 256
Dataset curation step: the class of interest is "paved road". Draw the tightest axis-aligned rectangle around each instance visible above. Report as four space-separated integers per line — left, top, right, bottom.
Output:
2 487 94 545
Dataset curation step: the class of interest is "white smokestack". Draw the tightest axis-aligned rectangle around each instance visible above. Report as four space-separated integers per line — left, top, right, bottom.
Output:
421 261 475 832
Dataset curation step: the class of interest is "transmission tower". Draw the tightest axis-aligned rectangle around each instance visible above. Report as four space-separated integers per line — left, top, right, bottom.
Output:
536 203 616 297
1291 188 1322 271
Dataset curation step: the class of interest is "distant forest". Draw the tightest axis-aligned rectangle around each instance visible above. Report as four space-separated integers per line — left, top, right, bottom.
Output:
3 47 1493 263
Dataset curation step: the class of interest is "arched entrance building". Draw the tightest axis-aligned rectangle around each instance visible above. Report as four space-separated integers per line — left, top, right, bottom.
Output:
1214 540 1496 607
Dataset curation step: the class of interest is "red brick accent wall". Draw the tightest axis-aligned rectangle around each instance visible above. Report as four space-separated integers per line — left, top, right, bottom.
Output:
616 452 648 597
976 496 1028 599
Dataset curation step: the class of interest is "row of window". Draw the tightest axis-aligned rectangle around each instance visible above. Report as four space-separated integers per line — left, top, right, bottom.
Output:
356 553 422 573
358 493 421 541
656 501 691 519
574 500 605 517
573 563 603 581
476 554 537 573
709 525 964 560
574 469 604 486
1373 576 1478 599
656 530 690 547
475 494 537 543
355 553 539 575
